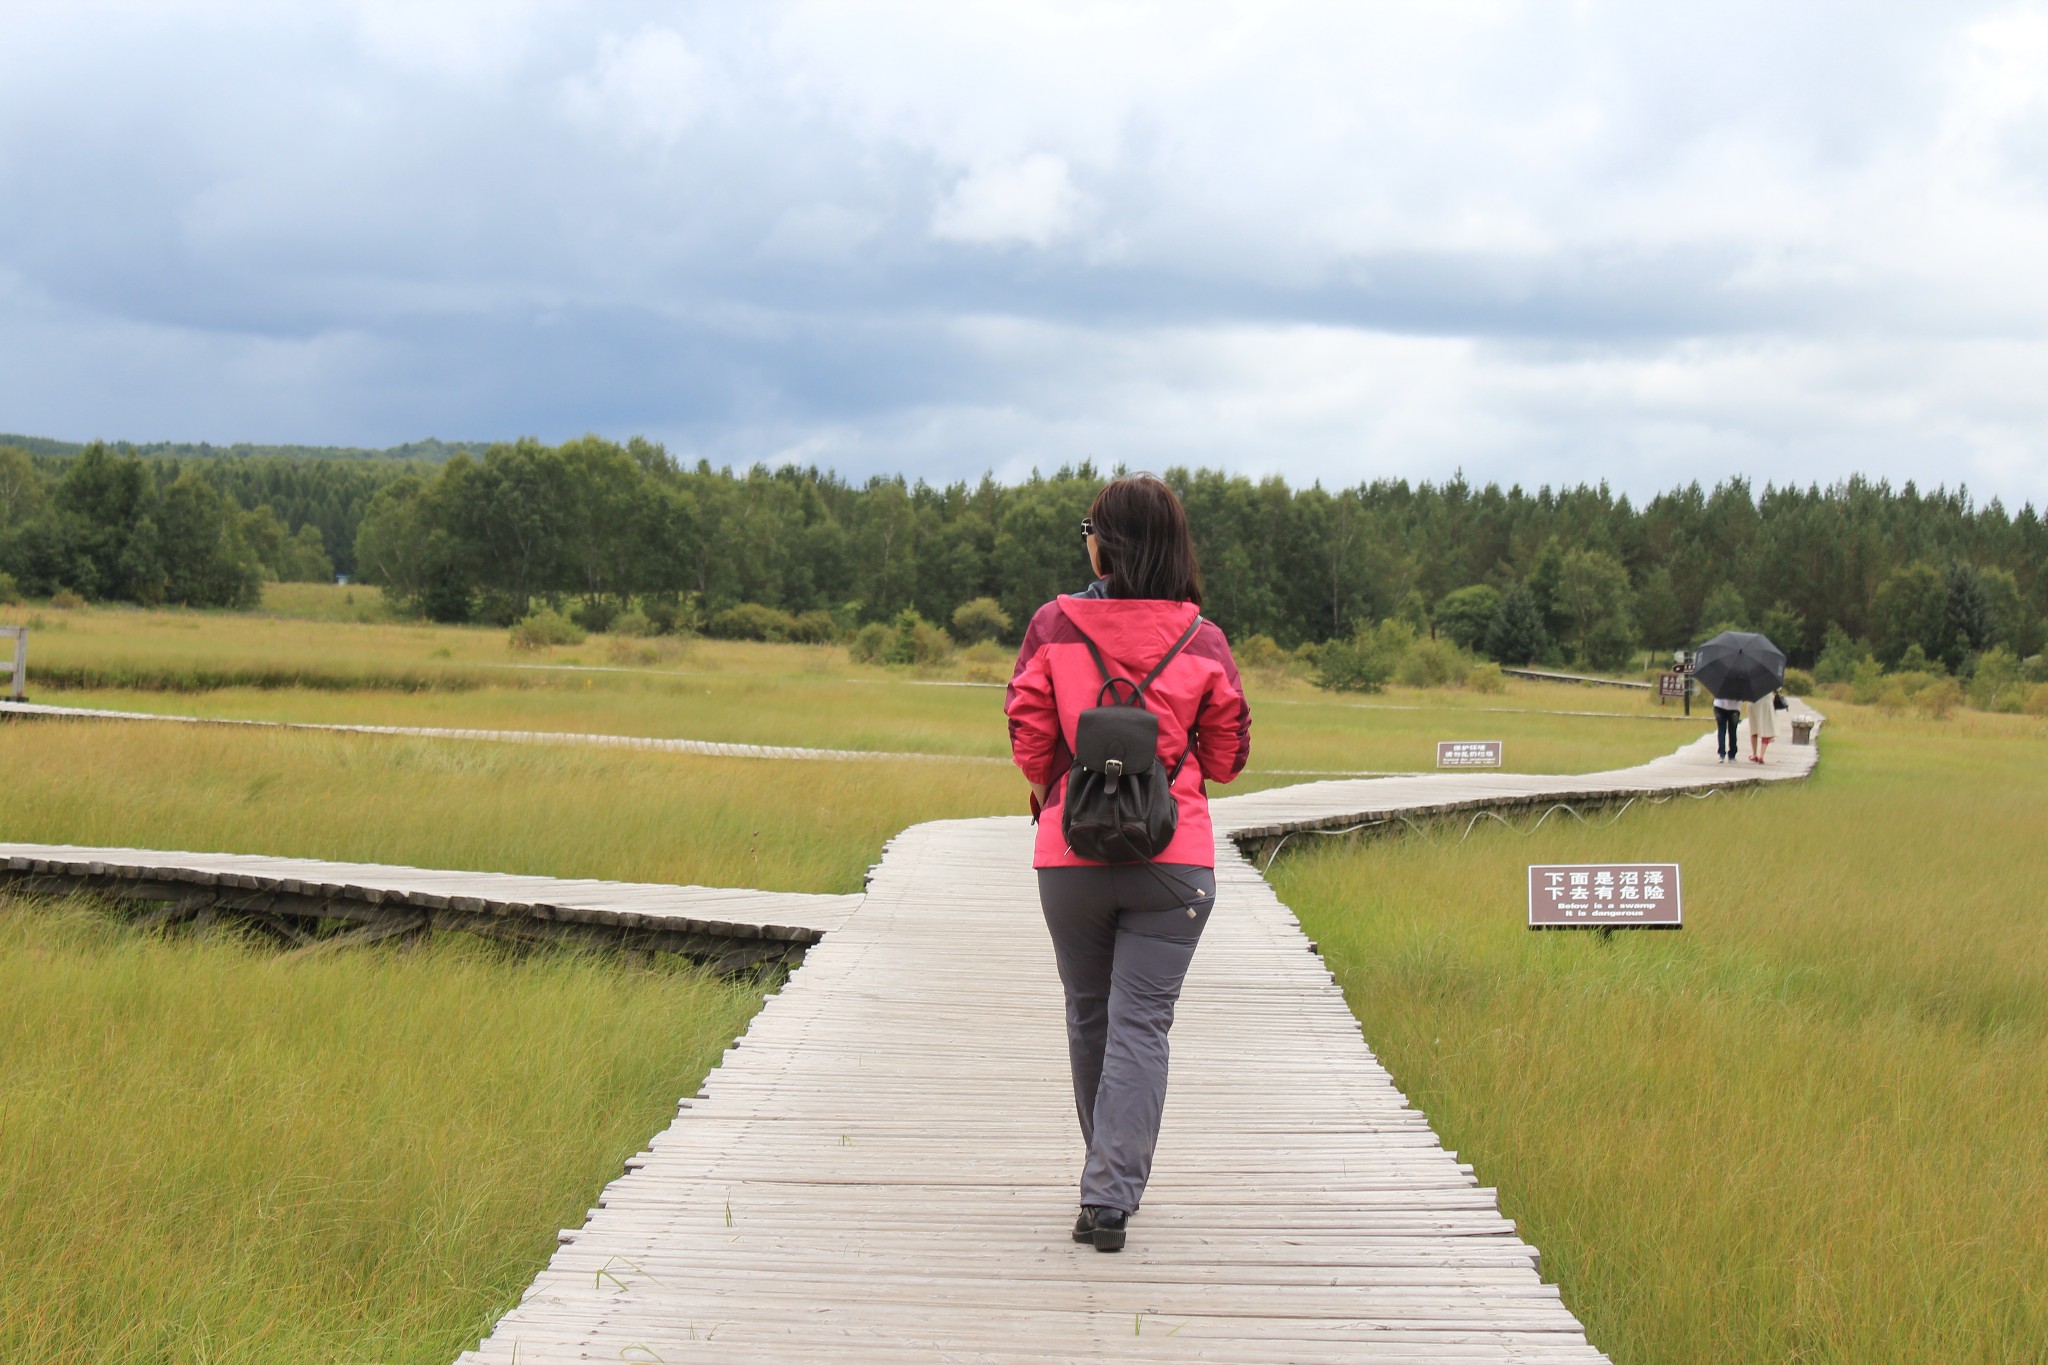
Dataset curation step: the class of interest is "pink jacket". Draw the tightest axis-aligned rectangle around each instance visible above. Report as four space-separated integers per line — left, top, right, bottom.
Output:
1006 595 1252 868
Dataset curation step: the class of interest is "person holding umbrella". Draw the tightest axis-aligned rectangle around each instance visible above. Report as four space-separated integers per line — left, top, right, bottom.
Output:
1712 690 1742 762
1692 631 1788 764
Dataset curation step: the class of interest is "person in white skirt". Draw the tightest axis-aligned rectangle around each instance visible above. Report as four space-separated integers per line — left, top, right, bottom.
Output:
1746 690 1781 763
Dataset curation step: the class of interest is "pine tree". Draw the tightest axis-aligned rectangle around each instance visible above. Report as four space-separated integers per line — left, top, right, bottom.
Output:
1484 583 1550 665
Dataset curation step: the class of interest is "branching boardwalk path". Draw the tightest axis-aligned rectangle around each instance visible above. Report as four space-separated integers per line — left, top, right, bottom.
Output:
0 844 856 969
455 710 1820 1363
4 689 1821 1359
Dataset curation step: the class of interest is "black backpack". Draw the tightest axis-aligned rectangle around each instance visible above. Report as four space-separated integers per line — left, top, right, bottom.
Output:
1062 615 1204 863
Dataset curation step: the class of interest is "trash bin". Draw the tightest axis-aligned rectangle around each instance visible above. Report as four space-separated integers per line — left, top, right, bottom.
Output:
1791 719 1815 746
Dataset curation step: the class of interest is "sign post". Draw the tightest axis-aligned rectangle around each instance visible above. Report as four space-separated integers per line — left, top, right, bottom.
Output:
1529 863 1682 929
1436 740 1503 768
1 626 23 703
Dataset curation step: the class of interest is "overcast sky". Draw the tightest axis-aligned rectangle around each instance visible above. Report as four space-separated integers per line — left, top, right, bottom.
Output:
3 2 2046 505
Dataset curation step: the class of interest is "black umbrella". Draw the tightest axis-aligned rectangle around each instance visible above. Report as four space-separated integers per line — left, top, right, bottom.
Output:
1692 630 1786 703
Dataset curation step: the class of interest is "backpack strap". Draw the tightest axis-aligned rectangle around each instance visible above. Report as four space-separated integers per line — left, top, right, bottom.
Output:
1074 614 1205 776
1148 616 1205 781
1076 614 1203 700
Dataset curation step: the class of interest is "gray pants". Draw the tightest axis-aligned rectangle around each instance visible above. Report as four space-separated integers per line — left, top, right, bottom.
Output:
1037 863 1215 1214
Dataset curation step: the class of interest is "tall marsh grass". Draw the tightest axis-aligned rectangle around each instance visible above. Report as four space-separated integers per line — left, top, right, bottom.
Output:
0 895 763 1364
1272 704 2048 1363
0 720 1020 892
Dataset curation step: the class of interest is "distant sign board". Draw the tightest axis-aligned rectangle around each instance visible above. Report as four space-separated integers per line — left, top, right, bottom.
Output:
1437 740 1503 768
1528 863 1682 929
1658 672 1686 698
2 626 23 702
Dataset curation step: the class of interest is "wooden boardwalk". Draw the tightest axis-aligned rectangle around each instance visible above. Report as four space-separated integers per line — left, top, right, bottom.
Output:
458 715 1821 1363
1218 699 1822 855
0 843 856 969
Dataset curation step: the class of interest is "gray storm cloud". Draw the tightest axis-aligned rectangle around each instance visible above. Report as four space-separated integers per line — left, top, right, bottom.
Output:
1 0 2045 504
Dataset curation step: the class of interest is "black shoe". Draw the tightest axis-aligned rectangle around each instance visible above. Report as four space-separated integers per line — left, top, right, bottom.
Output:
1072 1207 1096 1243
1087 1206 1127 1252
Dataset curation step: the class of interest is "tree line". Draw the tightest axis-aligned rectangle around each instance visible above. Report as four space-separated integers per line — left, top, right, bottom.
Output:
0 444 347 608
4 435 2045 675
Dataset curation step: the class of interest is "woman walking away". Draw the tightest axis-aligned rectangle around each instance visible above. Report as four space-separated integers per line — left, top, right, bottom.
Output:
1713 690 1742 762
1748 689 1782 763
1005 474 1251 1254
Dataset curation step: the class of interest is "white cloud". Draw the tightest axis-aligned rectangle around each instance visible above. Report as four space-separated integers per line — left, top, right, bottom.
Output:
931 154 1086 248
1 1 2046 507
353 0 550 85
559 27 707 150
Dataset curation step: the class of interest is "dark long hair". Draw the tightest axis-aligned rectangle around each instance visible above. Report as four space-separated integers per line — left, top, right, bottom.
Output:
1088 475 1204 606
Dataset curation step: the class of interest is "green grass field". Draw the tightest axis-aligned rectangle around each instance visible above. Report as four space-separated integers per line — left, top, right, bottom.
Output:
0 721 1017 893
15 592 1699 785
0 898 762 1365
1272 703 2048 1363
8 587 2042 1361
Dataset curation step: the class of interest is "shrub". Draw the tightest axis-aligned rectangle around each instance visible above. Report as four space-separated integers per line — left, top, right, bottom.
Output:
1896 642 1943 675
1236 634 1287 670
1396 637 1472 689
507 607 585 651
706 603 796 642
1813 624 1871 685
1915 677 1962 719
0 571 20 605
848 621 894 664
885 609 952 666
1781 667 1817 696
2026 683 2048 717
950 597 1012 645
787 610 841 645
50 588 86 610
1848 657 1888 705
2023 654 2048 684
609 609 655 638
1316 621 1413 694
1967 646 2024 713
1465 662 1507 694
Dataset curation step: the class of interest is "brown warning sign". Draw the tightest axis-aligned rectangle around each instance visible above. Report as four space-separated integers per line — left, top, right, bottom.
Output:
1436 740 1503 768
1528 863 1682 929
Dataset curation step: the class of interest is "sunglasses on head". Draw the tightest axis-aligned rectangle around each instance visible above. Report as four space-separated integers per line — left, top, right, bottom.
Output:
1080 517 1094 539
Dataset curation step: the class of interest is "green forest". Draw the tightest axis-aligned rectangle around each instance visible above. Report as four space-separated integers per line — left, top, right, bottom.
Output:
3 435 2044 680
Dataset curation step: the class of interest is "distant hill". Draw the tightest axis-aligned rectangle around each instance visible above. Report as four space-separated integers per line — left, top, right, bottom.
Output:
0 434 491 463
